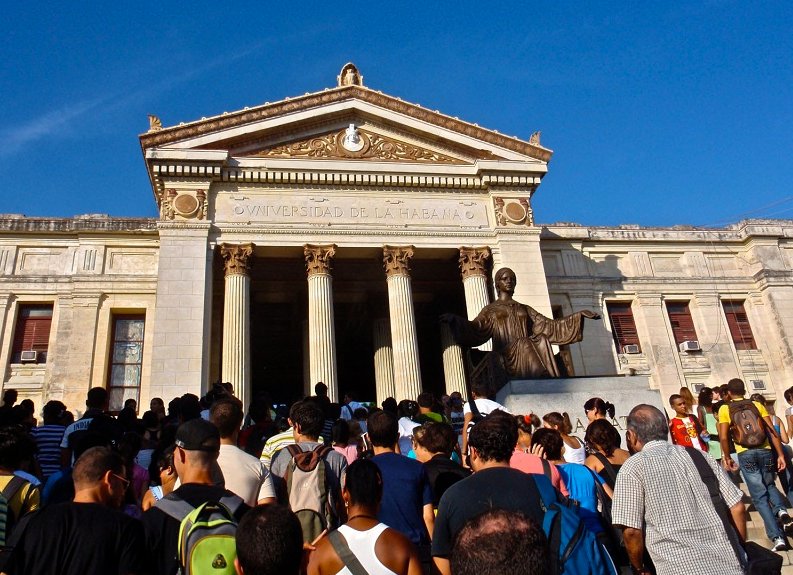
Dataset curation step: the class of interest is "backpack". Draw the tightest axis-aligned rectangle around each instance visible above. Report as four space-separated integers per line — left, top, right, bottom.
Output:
728 399 767 448
532 474 617 575
284 443 337 542
156 493 243 575
0 476 30 548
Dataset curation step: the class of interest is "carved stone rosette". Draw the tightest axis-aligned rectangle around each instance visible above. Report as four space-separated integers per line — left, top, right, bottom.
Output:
459 247 491 279
304 244 336 276
220 243 254 276
383 245 415 277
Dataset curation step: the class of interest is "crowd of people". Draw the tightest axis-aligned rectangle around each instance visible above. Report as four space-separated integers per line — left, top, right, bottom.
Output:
0 375 787 574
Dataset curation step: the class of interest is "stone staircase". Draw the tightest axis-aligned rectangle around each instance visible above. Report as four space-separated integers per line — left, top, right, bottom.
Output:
743 485 793 574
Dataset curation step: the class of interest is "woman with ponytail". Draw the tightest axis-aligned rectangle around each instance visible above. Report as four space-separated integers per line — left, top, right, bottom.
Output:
543 412 586 464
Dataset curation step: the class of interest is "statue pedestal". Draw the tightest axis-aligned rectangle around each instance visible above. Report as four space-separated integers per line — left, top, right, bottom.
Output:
496 376 665 444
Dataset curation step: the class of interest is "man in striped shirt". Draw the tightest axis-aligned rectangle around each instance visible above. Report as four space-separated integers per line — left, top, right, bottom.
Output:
31 401 67 482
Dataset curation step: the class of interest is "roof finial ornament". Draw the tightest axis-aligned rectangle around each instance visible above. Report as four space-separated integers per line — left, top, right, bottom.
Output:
529 131 541 145
148 115 163 132
338 63 363 87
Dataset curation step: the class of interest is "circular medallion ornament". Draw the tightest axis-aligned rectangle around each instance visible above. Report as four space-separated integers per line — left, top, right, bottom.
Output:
338 124 370 157
172 193 200 217
504 200 527 223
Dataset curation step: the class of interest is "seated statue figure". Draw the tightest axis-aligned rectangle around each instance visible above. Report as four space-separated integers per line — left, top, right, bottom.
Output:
442 267 600 379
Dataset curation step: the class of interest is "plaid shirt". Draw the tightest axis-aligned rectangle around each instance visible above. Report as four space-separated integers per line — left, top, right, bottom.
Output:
612 440 744 575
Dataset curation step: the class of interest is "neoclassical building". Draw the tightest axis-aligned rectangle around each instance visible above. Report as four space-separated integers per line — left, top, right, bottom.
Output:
1 64 791 414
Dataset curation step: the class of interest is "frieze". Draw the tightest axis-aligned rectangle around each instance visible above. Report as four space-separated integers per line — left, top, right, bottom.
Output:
249 127 464 164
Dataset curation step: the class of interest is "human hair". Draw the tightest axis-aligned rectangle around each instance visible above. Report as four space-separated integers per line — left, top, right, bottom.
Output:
530 428 564 461
698 387 713 410
626 404 669 444
236 505 304 575
543 412 573 435
0 427 35 468
516 415 534 435
42 400 66 424
209 397 244 439
417 392 434 408
180 394 202 422
118 432 142 461
584 419 622 456
668 394 683 407
750 394 770 412
785 387 793 404
381 397 398 414
727 378 746 396
584 397 615 419
471 379 492 399
344 459 383 507
367 410 399 447
289 400 324 439
416 422 457 455
468 410 516 463
314 382 328 397
2 389 17 404
331 419 350 445
451 509 549 575
73 446 124 487
86 387 108 409
19 399 34 415
679 387 695 410
397 399 419 419
148 444 175 484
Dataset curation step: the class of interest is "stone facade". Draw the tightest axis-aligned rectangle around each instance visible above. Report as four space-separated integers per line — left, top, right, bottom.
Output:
1 65 791 415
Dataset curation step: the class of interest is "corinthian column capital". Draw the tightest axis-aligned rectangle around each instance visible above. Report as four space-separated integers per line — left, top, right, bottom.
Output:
383 245 415 277
304 244 337 277
220 243 254 276
459 247 491 279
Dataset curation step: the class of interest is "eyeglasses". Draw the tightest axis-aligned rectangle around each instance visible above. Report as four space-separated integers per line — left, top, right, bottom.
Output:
111 473 130 490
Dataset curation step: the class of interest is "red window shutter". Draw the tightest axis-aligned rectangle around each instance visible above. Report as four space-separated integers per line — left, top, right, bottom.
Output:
667 302 697 345
723 301 756 350
607 302 640 352
12 305 53 362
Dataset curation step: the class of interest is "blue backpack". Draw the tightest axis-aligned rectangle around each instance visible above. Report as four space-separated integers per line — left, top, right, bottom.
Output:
532 474 617 575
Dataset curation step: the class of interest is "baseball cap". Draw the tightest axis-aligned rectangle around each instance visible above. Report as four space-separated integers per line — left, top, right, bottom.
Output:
175 418 220 452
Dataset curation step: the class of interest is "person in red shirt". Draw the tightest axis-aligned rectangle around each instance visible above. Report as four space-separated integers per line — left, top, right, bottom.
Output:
668 394 708 451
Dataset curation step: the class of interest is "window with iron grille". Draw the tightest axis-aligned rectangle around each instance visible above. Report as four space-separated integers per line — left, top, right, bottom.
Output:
606 301 640 353
11 304 53 363
107 314 145 412
722 300 756 350
666 301 698 345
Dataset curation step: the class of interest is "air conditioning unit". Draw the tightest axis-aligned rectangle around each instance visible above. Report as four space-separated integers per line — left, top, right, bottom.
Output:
751 379 766 391
622 344 641 354
679 340 701 352
19 350 37 362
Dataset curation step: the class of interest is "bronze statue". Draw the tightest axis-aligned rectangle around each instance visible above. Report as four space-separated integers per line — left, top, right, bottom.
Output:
442 268 600 379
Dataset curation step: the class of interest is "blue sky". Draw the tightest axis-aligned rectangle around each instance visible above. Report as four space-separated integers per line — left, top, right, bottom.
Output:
1 2 791 227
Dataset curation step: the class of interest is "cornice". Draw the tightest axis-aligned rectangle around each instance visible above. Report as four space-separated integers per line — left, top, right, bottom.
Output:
139 85 553 163
0 216 158 234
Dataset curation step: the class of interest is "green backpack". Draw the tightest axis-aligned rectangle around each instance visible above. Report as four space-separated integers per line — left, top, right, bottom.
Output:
156 494 243 575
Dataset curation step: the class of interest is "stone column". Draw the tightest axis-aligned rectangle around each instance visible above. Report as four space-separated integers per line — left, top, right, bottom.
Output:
440 322 467 397
372 318 396 404
304 244 339 403
220 243 254 409
383 246 422 400
302 320 311 398
459 247 492 351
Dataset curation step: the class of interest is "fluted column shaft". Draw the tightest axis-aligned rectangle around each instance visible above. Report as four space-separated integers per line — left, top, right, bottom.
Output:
305 245 339 403
460 247 492 351
383 246 422 401
440 323 467 397
372 318 396 405
221 243 254 409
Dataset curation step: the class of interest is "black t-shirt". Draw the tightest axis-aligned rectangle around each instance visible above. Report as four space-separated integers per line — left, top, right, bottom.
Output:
423 454 471 507
5 502 145 575
432 466 545 557
142 483 250 575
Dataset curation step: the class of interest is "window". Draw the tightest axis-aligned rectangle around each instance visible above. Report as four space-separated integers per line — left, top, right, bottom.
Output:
606 301 641 353
107 315 145 412
666 301 698 345
722 300 756 350
11 304 53 363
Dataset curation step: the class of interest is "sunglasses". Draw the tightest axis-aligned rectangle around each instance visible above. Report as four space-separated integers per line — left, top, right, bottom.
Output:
111 473 130 490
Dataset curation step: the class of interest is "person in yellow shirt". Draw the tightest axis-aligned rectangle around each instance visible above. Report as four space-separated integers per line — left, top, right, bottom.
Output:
717 378 791 551
0 428 40 526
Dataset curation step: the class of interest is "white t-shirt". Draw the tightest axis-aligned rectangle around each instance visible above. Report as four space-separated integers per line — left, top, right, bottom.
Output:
216 444 276 506
463 398 509 417
397 417 420 456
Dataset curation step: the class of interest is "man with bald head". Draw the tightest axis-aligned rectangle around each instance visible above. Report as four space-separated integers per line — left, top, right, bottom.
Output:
612 404 746 575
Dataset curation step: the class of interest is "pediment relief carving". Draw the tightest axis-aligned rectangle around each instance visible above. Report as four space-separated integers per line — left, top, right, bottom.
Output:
244 126 470 164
